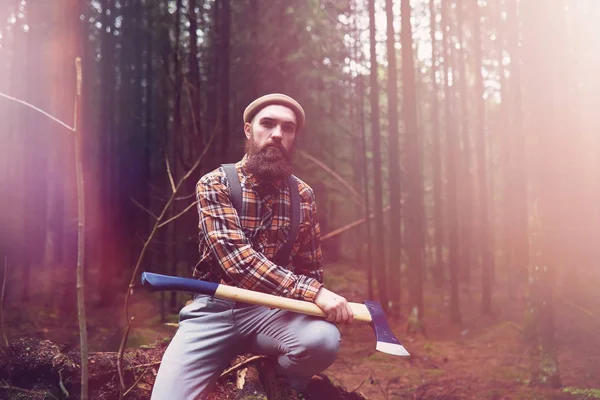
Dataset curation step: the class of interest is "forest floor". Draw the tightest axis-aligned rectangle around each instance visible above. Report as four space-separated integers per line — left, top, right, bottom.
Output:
5 261 600 399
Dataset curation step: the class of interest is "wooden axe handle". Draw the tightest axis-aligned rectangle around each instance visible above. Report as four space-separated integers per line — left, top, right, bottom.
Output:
141 272 372 322
215 284 373 322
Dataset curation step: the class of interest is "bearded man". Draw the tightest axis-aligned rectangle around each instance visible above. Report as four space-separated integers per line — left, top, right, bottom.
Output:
151 94 354 399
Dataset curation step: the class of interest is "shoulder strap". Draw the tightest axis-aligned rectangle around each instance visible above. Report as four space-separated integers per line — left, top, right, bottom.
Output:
222 163 243 215
221 163 301 267
274 175 300 267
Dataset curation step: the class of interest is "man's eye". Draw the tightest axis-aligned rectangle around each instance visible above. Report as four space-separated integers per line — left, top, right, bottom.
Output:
282 125 295 134
262 121 274 127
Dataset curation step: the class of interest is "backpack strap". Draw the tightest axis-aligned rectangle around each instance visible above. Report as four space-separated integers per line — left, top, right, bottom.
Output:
220 164 300 267
273 175 300 267
222 163 243 215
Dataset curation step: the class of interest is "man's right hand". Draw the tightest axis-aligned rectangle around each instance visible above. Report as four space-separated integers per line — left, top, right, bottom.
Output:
314 287 354 324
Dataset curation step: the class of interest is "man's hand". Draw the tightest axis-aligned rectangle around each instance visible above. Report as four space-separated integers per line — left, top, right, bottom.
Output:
314 287 354 324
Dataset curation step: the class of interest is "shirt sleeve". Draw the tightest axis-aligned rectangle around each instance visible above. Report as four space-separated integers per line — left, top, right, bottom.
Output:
196 173 322 302
292 186 324 284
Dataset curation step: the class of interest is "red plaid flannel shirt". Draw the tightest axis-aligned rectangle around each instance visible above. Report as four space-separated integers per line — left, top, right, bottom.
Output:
193 156 324 302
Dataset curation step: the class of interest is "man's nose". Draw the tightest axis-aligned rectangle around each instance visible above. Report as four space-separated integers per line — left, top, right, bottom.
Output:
270 125 283 139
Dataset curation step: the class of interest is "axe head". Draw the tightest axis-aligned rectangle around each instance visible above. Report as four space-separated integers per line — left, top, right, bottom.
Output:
364 300 410 357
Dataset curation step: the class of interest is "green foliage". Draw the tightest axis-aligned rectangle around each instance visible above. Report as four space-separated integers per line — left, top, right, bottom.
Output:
563 387 600 399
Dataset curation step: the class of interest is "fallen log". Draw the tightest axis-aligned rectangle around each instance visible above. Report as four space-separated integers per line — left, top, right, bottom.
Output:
0 337 366 400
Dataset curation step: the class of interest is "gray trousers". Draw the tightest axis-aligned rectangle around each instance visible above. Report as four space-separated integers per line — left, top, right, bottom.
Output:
151 295 341 400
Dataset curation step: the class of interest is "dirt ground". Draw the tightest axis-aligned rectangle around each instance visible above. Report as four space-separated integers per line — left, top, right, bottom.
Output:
321 263 600 400
4 261 600 399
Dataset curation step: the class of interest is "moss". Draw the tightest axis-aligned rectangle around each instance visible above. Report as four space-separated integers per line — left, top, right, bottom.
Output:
423 342 435 353
126 332 154 348
366 352 387 362
495 366 525 381
563 387 600 399
424 369 445 378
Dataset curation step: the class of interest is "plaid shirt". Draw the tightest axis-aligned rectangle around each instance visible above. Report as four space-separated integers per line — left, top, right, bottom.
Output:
193 156 324 302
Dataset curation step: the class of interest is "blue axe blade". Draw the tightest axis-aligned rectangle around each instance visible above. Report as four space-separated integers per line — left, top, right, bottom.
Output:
364 300 410 357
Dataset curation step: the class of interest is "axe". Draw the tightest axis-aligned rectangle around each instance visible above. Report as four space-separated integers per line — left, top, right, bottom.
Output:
141 272 409 357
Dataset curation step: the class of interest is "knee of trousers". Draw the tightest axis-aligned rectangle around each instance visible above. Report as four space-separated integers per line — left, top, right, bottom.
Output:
292 320 341 368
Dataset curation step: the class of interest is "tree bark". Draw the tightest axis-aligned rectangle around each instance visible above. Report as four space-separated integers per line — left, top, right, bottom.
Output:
169 0 183 313
471 0 494 315
368 0 390 313
441 0 461 324
521 0 562 388
455 0 474 287
188 0 203 145
401 0 425 334
428 0 445 289
217 0 231 160
97 0 118 308
505 0 529 286
385 0 402 314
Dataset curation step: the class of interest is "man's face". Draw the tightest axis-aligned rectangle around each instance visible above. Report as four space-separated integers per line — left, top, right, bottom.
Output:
244 104 297 152
244 104 298 181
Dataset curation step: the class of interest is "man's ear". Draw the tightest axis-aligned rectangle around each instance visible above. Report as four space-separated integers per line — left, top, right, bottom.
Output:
244 122 252 139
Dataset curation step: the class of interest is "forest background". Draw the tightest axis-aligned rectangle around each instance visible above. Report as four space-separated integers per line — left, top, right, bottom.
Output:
1 0 600 399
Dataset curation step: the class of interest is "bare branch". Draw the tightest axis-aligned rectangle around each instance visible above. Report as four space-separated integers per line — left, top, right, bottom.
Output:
184 78 200 138
0 383 59 399
1 257 8 347
219 355 267 378
158 200 197 228
318 176 365 209
322 205 391 241
117 319 132 390
0 92 75 132
147 183 196 202
131 198 159 220
74 56 89 400
123 363 153 398
174 192 197 201
132 361 162 369
165 156 177 193
297 150 364 205
117 126 218 392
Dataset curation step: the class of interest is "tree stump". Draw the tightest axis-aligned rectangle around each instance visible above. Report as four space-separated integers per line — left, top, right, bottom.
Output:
0 338 366 400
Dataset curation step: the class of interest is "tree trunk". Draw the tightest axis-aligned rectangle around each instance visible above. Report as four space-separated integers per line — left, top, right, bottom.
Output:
98 0 118 308
385 0 402 314
492 0 510 292
521 0 562 388
358 76 374 299
455 0 474 288
217 0 231 160
401 0 425 334
350 13 369 272
250 0 260 97
368 0 390 313
47 2 80 317
189 0 203 144
428 0 445 289
505 0 529 286
441 0 460 324
471 0 494 315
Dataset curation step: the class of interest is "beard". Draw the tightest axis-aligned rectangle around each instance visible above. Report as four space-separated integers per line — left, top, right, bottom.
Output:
244 135 293 182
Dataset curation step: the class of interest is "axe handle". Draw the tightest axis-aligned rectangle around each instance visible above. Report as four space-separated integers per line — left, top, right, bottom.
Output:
141 272 372 323
216 284 372 322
